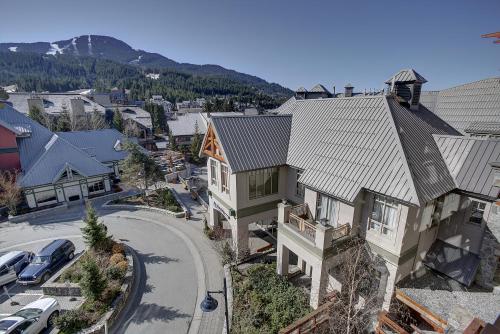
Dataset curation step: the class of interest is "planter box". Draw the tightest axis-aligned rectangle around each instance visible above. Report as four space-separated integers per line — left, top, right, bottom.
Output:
42 252 84 297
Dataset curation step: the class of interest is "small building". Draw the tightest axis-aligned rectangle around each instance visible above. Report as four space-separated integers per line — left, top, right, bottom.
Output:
0 102 131 209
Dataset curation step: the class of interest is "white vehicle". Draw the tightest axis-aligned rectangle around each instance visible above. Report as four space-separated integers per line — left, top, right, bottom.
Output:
0 298 60 334
0 251 32 287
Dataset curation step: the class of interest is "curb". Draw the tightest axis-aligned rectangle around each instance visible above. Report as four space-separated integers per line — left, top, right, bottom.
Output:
223 264 233 334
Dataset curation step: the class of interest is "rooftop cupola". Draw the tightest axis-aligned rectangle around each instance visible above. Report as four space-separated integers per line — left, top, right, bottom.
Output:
344 83 354 97
385 69 427 111
295 87 307 100
307 84 332 99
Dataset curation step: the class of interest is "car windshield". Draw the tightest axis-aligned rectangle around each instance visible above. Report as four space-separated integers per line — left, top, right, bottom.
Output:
32 256 50 264
13 308 42 319
0 319 18 331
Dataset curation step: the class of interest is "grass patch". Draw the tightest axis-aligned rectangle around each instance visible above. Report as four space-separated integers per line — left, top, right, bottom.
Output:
231 264 310 334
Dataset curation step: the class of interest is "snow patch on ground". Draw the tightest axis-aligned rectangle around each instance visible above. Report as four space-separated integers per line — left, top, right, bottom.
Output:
8 46 17 52
71 37 79 54
46 42 64 55
88 35 92 55
146 73 160 80
129 54 143 64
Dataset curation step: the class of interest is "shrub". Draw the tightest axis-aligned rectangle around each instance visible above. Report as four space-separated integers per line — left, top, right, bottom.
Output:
60 265 83 283
106 265 125 281
115 260 129 273
109 253 125 265
101 283 121 305
54 309 91 334
166 205 181 212
80 258 108 301
112 242 125 255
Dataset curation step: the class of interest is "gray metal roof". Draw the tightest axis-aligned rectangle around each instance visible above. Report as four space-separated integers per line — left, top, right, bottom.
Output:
280 96 421 205
434 135 500 198
167 112 243 137
420 78 500 134
209 115 292 173
296 87 307 93
20 134 112 188
464 121 500 135
7 92 105 115
117 106 152 129
56 129 131 163
309 84 330 93
385 69 428 84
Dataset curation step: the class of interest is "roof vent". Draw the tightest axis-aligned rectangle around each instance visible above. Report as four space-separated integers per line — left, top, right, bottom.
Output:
344 83 354 97
385 69 427 111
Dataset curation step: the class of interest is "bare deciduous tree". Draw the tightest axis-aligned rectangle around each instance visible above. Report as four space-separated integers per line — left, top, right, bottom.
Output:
0 170 22 215
327 239 384 334
123 120 141 138
88 107 107 130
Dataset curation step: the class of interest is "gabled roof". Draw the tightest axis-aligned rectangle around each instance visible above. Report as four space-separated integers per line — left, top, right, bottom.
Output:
296 87 307 93
19 134 111 188
434 135 500 199
309 84 330 93
385 69 428 84
207 115 292 173
420 77 500 134
56 129 132 163
7 92 105 115
278 95 458 206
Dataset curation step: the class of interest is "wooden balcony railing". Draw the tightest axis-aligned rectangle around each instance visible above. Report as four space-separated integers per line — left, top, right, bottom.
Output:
287 204 316 242
330 223 351 242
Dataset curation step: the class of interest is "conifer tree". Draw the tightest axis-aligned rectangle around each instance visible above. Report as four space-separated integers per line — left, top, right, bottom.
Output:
81 204 108 249
80 258 107 301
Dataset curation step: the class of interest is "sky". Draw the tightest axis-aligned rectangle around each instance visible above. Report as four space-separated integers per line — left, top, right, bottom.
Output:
0 0 499 91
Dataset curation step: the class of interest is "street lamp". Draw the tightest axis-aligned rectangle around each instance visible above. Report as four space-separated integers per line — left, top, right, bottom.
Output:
200 277 230 333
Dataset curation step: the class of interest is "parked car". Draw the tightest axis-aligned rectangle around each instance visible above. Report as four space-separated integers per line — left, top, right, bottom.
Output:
17 239 75 285
0 251 32 287
0 297 60 334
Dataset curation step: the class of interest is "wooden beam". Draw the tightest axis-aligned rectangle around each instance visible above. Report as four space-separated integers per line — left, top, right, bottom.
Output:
395 290 447 332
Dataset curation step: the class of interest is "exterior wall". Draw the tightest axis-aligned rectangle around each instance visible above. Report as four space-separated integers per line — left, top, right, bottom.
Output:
0 125 21 170
286 167 305 205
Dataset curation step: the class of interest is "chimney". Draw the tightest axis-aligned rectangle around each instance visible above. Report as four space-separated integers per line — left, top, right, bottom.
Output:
344 84 354 97
332 86 336 96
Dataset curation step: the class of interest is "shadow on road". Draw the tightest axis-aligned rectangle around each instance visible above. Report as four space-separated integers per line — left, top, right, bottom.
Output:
139 252 179 265
131 303 190 324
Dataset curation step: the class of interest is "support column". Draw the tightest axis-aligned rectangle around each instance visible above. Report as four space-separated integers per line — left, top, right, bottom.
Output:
305 263 312 277
310 261 329 309
297 257 306 273
231 219 249 260
208 206 219 229
277 240 290 277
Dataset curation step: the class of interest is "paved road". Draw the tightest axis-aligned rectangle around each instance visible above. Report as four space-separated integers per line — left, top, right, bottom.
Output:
0 199 224 334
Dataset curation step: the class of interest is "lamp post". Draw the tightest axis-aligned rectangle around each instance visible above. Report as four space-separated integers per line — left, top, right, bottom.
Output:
200 277 230 333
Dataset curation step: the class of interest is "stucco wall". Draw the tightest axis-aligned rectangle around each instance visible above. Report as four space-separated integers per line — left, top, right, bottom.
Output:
0 125 20 170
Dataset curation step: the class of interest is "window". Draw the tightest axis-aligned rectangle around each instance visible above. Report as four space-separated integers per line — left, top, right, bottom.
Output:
221 164 229 194
35 190 57 204
249 168 279 200
316 193 337 226
369 195 398 237
88 180 105 193
210 160 218 186
296 169 305 198
469 200 486 225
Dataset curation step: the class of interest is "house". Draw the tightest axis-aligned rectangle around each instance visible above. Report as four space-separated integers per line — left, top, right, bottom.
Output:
167 112 243 147
199 69 500 311
0 102 131 209
150 95 173 113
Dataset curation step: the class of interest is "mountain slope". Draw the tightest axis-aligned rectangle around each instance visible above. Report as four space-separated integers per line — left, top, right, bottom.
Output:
0 35 291 96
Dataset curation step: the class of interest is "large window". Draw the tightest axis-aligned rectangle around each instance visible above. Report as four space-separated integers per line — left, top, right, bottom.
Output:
369 195 398 237
296 169 305 198
210 160 218 186
35 190 57 204
88 180 105 193
221 164 229 194
249 168 279 200
316 193 337 226
469 200 486 225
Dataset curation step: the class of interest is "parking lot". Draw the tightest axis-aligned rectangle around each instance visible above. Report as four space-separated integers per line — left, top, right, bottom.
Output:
0 237 85 318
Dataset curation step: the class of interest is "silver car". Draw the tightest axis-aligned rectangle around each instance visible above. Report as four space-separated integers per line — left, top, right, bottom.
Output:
0 251 32 287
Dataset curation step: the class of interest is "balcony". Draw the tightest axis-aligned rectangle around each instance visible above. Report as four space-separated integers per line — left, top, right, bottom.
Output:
281 203 353 252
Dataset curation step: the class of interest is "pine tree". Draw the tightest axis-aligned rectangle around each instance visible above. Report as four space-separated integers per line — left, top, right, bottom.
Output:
80 258 107 301
112 108 123 132
81 204 108 249
0 87 9 100
168 129 178 151
28 106 46 127
56 104 71 132
190 120 201 162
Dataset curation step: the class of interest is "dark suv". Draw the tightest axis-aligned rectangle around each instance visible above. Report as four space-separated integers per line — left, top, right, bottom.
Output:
17 239 75 285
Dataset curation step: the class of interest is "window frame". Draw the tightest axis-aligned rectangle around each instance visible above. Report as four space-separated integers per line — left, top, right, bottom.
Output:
368 195 398 238
248 167 279 200
315 193 337 226
468 200 486 225
221 164 230 194
210 159 218 187
88 180 105 193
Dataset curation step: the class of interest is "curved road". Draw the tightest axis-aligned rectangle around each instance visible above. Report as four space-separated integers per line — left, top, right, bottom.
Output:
0 205 224 334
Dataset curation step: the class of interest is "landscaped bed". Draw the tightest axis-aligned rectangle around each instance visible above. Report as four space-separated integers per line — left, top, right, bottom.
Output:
231 263 311 334
53 205 131 334
111 188 182 212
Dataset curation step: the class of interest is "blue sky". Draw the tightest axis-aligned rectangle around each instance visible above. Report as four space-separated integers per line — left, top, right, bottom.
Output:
1 0 498 91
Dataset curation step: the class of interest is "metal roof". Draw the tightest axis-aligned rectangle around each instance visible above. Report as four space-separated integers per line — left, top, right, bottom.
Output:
420 77 500 134
464 121 500 135
385 69 428 84
209 115 292 173
296 87 307 93
309 84 330 93
434 135 500 198
56 129 131 163
7 92 105 115
118 106 152 129
167 112 243 137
